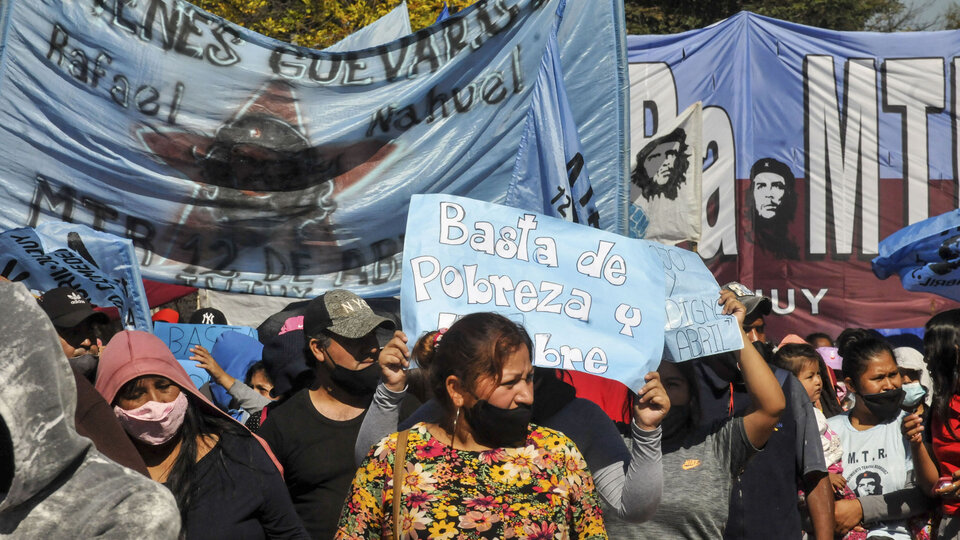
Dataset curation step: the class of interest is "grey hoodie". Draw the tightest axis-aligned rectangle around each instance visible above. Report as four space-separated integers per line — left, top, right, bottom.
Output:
0 281 180 538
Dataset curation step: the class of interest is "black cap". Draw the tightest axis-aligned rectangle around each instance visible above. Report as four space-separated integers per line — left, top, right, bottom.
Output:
303 289 394 339
750 157 794 182
37 286 109 328
721 282 772 321
261 330 314 398
189 308 228 325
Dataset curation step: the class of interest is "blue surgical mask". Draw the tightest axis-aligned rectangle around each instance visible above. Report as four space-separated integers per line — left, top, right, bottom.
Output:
901 381 927 409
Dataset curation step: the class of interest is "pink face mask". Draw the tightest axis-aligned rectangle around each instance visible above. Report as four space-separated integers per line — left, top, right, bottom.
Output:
113 392 189 445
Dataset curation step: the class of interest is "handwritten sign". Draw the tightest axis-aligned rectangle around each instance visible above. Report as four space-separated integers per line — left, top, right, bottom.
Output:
153 322 257 389
401 195 667 390
651 244 742 361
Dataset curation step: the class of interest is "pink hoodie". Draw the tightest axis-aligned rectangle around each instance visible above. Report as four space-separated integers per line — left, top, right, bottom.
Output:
95 330 283 474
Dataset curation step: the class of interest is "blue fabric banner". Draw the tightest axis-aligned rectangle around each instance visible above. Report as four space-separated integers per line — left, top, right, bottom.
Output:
505 17 600 228
0 0 626 300
627 12 960 336
401 194 666 390
322 1 411 53
0 224 152 329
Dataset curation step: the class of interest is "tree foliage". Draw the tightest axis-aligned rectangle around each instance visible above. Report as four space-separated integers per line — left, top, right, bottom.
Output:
194 0 474 49
946 2 960 29
195 0 942 48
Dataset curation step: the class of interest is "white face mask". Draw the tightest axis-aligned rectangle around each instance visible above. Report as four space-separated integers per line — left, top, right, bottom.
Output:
901 381 927 408
836 381 848 401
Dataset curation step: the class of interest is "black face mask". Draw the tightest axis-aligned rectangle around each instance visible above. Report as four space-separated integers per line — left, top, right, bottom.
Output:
329 362 380 396
531 368 576 423
463 401 532 448
661 404 691 442
859 388 905 422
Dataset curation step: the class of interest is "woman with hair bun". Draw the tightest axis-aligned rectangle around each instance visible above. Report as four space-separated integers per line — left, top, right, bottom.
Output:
336 312 610 539
825 329 936 539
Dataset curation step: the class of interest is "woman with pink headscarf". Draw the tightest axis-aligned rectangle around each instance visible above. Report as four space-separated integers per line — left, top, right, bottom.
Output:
95 330 308 539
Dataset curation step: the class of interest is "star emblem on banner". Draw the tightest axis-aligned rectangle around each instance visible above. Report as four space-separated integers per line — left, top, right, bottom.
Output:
137 80 396 252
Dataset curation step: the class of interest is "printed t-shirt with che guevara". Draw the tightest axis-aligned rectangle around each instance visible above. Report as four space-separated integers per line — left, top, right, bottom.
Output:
827 411 913 540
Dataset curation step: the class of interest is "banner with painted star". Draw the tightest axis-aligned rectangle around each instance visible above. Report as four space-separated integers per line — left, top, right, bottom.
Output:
0 0 627 299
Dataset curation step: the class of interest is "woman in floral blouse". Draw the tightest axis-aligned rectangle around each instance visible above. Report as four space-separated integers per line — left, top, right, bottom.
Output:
335 312 607 539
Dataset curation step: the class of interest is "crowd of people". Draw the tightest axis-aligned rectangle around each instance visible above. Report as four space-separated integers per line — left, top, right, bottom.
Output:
5 276 960 539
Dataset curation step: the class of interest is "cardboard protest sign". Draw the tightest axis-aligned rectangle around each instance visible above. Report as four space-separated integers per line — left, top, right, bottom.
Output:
652 244 742 361
401 194 666 390
153 322 257 388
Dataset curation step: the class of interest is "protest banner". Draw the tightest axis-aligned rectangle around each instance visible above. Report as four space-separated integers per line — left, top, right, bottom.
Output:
401 194 666 390
154 321 258 388
0 224 151 329
0 0 627 299
652 243 742 361
628 12 960 336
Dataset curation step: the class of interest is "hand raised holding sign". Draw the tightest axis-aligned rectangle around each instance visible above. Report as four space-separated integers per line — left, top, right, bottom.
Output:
190 345 235 390
718 290 747 326
377 330 410 392
633 371 671 431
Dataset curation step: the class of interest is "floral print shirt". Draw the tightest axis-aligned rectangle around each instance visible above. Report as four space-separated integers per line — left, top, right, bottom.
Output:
336 422 607 540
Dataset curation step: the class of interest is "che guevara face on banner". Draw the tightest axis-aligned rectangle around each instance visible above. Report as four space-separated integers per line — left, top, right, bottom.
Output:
630 128 690 202
744 157 799 259
138 80 396 273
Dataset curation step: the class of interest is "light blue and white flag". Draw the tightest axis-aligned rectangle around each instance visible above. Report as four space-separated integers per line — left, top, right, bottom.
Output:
505 20 600 228
873 209 960 302
0 223 151 329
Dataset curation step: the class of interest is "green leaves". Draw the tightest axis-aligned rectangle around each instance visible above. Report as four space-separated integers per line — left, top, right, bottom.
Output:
196 0 474 49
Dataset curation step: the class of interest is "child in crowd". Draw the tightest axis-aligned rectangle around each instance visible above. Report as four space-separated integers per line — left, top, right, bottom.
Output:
774 343 865 540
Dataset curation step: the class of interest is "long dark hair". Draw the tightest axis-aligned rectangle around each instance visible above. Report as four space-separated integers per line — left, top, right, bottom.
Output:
925 309 960 439
116 381 253 532
836 328 895 391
